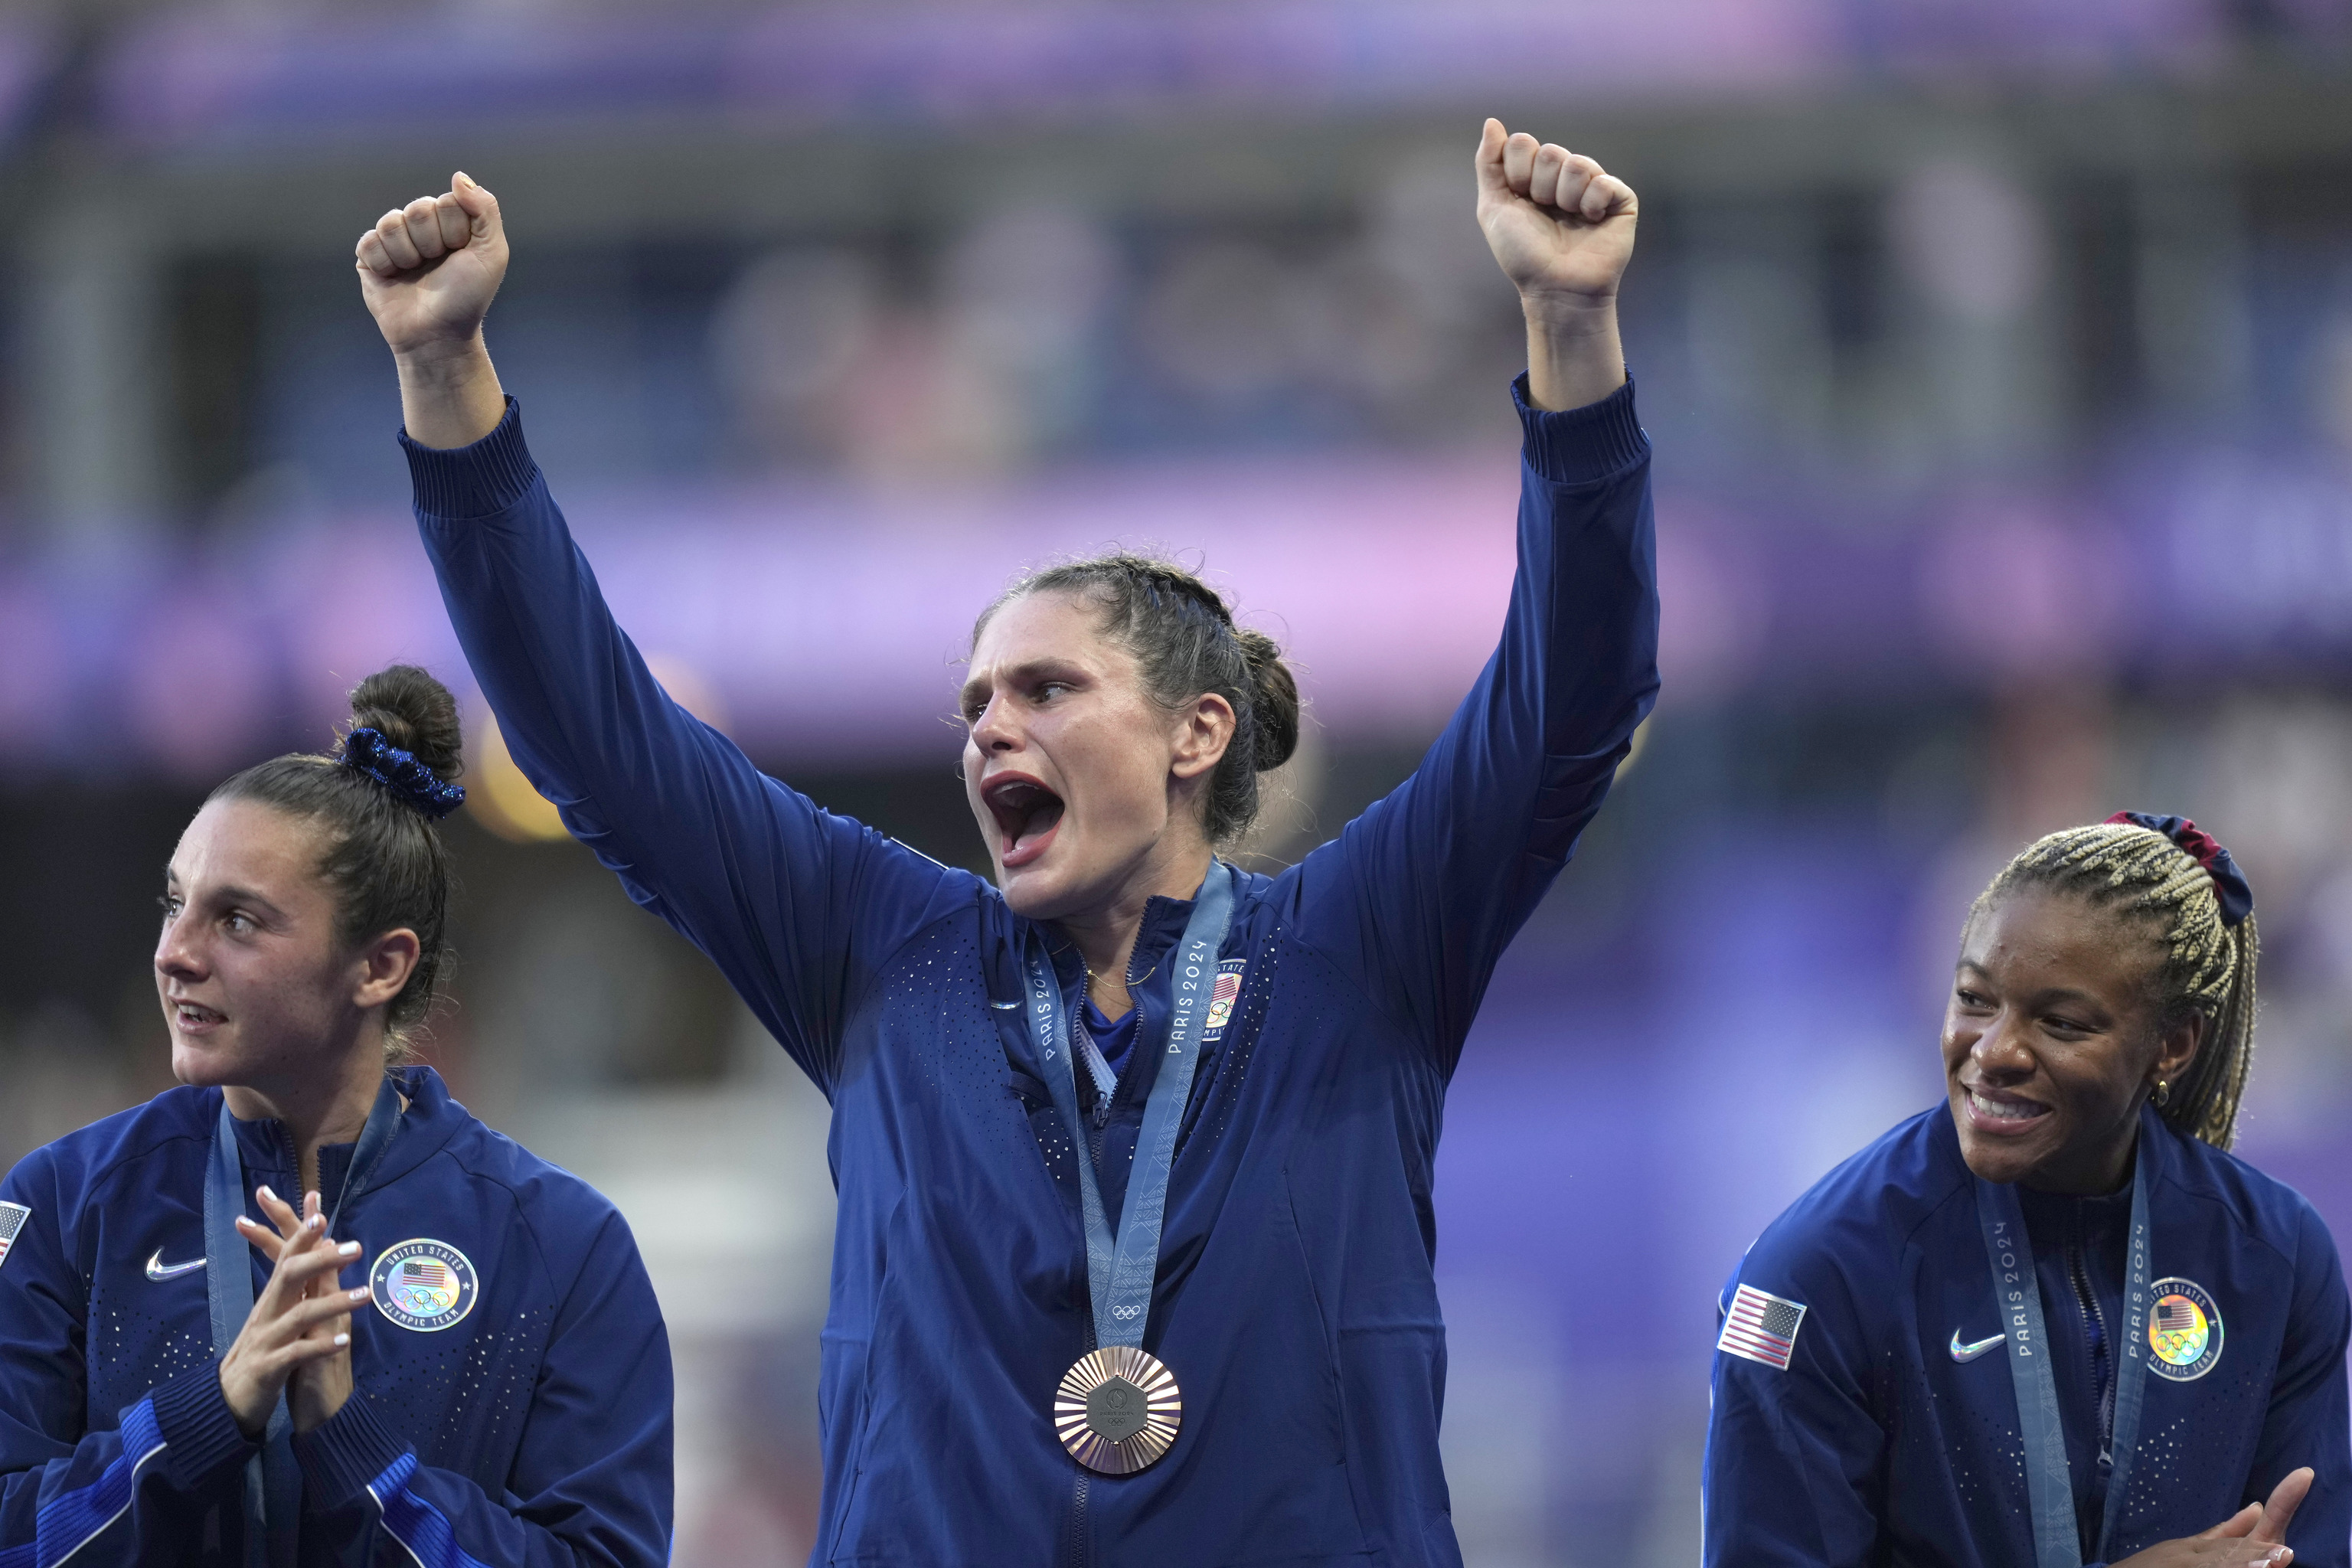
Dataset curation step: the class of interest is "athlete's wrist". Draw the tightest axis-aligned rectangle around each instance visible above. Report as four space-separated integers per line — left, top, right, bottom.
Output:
217 1356 273 1441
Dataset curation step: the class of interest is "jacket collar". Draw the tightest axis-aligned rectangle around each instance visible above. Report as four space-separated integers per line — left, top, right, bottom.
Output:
1125 884 1206 985
1037 868 1214 994
217 1064 463 1205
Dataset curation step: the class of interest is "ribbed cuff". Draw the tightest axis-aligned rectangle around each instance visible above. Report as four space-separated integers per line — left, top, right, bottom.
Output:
399 395 539 520
146 1362 256 1491
292 1394 411 1508
1512 372 1648 487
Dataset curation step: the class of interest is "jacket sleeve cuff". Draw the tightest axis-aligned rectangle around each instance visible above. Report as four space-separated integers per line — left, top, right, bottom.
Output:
400 396 539 521
1512 372 1648 487
145 1363 256 1491
292 1395 413 1508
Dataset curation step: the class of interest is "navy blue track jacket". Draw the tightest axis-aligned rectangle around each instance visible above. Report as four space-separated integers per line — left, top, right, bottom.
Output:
0 1066 674 1567
403 376 1658 1567
1704 1103 2350 1567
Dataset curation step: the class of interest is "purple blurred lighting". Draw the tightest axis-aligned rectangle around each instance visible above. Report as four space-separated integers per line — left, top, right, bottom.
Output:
5 442 2352 775
93 0 2252 151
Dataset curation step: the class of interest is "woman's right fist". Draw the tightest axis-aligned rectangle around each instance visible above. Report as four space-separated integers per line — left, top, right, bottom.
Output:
355 172 509 360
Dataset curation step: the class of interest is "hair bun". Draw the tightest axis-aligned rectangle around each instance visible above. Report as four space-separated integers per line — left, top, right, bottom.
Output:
1236 629 1300 771
348 665 463 783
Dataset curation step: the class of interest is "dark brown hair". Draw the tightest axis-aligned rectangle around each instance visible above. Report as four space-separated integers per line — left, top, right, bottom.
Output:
208 665 462 1055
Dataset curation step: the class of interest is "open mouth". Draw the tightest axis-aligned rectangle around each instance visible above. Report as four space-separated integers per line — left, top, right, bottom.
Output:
983 775 1066 869
1964 1086 2050 1131
171 1000 225 1033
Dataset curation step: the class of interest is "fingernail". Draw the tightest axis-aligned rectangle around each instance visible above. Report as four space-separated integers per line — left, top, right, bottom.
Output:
333 1333 349 1347
307 1214 325 1231
338 1241 360 1256
256 1185 276 1204
351 1288 369 1301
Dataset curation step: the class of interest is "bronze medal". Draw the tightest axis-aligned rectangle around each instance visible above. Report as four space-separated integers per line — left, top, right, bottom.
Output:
1054 1346 1181 1475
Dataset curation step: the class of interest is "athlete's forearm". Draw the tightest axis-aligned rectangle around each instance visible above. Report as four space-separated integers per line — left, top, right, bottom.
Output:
395 335 508 451
1521 294 1625 413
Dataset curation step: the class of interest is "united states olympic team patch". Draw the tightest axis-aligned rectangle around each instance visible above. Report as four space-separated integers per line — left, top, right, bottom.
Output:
1201 960 1247 1043
371 1239 479 1332
2146 1276 2223 1381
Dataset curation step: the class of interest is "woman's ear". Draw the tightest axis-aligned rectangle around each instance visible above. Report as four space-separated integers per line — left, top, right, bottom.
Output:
2150 1009 2206 1100
353 929 423 1011
1169 693 1237 782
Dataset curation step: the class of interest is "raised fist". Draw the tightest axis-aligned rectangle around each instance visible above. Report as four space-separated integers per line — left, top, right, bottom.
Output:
1475 119 1638 312
356 172 509 360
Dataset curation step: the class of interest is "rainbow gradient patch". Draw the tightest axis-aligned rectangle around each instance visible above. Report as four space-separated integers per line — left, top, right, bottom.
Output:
371 1238 479 1333
2147 1277 2222 1381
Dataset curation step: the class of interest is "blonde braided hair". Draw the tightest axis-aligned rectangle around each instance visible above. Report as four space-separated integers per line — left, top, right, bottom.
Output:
1968 821 2259 1150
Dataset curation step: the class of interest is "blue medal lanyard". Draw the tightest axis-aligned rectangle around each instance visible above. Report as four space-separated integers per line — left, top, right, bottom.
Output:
1975 1151 2154 1568
204 1075 403 1568
1028 864 1237 1353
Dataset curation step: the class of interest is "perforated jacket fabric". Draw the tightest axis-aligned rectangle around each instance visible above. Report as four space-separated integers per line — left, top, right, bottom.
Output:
1703 1103 2350 1567
403 376 1659 1567
0 1066 673 1566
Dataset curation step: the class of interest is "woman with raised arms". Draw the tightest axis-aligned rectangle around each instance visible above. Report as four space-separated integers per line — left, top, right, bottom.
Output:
0 668 671 1566
354 119 1656 1566
1704 815 2347 1568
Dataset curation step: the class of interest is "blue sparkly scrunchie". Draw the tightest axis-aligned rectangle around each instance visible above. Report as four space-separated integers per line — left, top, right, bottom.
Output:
340 727 467 821
2106 811 2253 926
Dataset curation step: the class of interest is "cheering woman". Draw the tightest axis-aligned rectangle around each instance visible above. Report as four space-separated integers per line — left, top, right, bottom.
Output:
0 668 671 1566
1705 815 2348 1568
355 118 1655 1566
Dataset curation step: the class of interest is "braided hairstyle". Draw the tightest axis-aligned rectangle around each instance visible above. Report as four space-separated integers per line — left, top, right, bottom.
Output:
1969 821 2259 1149
210 665 464 1059
975 553 1302 845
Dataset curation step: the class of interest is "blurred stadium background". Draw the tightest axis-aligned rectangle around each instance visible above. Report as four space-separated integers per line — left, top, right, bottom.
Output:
4 1 2352 1562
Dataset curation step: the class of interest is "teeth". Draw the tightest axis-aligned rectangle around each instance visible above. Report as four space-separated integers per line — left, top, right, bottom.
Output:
1970 1089 2044 1122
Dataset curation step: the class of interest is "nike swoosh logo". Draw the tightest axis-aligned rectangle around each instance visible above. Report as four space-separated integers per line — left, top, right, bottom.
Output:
145 1250 206 1282
1949 1329 2005 1362
990 1001 1021 1010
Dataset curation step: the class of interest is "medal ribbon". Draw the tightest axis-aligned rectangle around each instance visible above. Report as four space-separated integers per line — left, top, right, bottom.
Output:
1973 1146 2154 1568
1029 863 1237 1351
205 1076 403 1568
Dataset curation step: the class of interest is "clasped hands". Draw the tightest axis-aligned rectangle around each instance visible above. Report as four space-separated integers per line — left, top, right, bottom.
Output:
215 1187 365 1442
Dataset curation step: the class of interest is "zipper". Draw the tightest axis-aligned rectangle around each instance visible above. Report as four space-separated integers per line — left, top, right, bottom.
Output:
2066 1219 2116 1465
1062 1301 1099 1568
2063 1200 2121 1562
1062 1444 1094 1566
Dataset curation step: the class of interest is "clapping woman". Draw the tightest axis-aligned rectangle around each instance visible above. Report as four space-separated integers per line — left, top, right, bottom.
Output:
0 668 671 1566
1705 815 2347 1567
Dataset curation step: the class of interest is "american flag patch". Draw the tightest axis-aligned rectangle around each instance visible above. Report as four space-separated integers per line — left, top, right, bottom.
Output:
1718 1282 1807 1370
403 1260 450 1289
0 1204 29 1270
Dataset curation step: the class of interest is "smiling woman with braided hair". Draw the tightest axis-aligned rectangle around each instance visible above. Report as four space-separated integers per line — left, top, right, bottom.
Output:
1705 815 2347 1568
349 117 1657 1566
